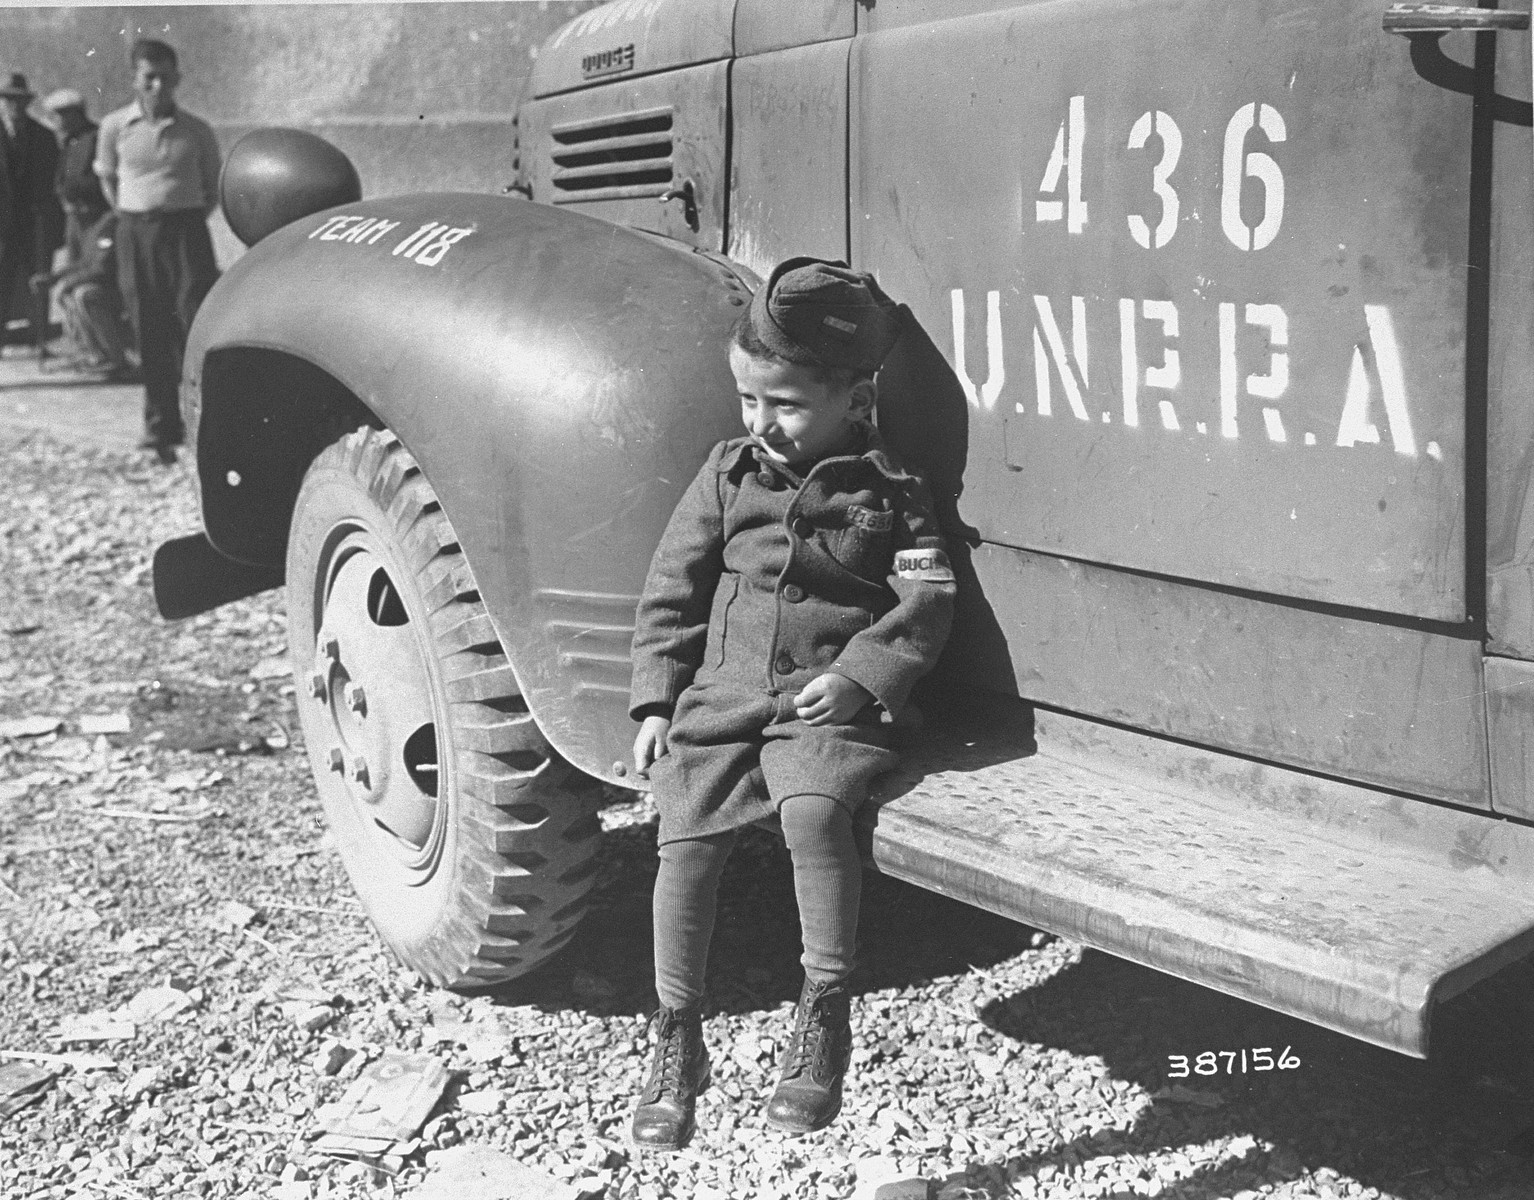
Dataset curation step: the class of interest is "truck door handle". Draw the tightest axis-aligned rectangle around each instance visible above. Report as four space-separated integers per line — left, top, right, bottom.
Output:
1383 3 1530 33
1384 4 1533 126
659 179 699 232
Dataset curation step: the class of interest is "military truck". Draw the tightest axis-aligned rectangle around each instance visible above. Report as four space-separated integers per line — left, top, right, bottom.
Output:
154 0 1534 1060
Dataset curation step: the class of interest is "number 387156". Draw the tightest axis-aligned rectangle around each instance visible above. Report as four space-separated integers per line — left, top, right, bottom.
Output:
1168 1046 1302 1077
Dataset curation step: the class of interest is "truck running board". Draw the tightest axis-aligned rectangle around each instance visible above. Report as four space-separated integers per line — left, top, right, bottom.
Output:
863 700 1534 1058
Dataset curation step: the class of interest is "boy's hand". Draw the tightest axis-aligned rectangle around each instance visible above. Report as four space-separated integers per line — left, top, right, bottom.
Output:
633 715 672 778
794 672 873 726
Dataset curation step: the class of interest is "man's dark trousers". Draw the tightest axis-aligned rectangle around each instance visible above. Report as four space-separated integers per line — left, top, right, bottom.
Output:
0 219 41 344
116 209 217 447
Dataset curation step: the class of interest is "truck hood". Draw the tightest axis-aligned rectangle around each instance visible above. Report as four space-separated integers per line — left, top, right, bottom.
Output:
530 0 735 97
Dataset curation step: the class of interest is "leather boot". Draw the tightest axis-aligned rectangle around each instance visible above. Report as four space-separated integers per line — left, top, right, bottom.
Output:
631 1004 710 1150
765 977 852 1134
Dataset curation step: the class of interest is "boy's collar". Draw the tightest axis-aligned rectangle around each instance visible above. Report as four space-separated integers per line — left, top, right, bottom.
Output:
717 424 912 482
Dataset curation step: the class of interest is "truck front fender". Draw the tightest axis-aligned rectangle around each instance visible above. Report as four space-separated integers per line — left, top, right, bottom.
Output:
184 193 752 782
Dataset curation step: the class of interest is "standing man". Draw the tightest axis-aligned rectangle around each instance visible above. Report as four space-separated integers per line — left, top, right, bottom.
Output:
42 88 108 268
0 72 63 355
95 39 221 464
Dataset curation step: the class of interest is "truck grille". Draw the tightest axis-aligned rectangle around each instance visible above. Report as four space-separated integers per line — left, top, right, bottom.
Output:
549 106 674 203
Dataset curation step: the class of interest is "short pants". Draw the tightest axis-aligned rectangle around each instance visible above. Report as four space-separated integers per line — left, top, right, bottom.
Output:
648 681 898 845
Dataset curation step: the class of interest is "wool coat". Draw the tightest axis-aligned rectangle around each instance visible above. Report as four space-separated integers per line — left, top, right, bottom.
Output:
0 113 63 258
630 426 956 843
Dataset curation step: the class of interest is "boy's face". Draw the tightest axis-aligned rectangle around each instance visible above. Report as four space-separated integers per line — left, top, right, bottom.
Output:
133 59 180 117
730 346 875 468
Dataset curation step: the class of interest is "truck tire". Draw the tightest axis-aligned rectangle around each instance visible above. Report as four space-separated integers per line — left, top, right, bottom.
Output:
285 426 601 987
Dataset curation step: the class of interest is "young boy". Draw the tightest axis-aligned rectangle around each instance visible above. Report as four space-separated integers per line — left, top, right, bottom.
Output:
628 258 956 1149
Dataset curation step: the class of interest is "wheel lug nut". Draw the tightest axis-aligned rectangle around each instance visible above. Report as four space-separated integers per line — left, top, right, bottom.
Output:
327 747 345 773
309 672 328 701
318 634 340 662
344 683 367 716
348 757 371 789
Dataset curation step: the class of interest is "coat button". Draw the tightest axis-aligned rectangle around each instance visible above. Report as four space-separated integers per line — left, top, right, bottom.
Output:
791 517 814 538
756 470 775 487
782 584 804 603
775 653 797 674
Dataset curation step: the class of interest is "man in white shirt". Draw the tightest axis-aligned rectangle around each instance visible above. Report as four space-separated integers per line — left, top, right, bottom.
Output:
95 38 220 463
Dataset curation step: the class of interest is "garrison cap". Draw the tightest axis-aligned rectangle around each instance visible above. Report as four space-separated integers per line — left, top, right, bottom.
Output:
745 256 901 373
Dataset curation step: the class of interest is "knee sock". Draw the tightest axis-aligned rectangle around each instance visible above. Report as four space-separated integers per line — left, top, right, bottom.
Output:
652 831 735 1011
779 794 862 986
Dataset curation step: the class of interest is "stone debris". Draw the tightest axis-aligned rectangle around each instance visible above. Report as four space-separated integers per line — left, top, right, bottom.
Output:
3 429 1533 1200
79 712 132 735
289 1003 336 1033
0 1061 56 1117
1151 1083 1226 1108
409 1145 579 1200
249 654 291 681
0 715 64 739
313 1039 356 1076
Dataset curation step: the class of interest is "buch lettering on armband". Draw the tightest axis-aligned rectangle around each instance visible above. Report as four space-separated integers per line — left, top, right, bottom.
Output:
894 548 954 583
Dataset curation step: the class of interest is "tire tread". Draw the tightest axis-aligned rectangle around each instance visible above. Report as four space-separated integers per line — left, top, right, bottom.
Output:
295 426 601 989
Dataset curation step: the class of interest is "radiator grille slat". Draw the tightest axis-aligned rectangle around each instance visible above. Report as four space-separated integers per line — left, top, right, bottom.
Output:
550 106 674 200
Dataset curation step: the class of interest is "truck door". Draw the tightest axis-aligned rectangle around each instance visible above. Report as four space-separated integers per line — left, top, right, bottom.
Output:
518 0 736 248
851 0 1523 806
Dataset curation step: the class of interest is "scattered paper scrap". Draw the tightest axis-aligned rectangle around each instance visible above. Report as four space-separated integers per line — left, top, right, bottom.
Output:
410 1145 580 1200
0 1061 55 1118
0 716 63 739
315 1052 449 1174
97 805 217 823
210 900 258 930
56 1011 136 1044
425 1021 519 1065
455 1089 503 1115
79 712 131 735
125 985 194 1025
0 1049 116 1072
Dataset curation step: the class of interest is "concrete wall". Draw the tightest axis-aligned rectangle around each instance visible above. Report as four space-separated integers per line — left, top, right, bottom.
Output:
0 2 601 262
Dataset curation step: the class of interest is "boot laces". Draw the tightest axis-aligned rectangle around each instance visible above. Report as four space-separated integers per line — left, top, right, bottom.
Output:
644 1010 693 1100
783 992 836 1079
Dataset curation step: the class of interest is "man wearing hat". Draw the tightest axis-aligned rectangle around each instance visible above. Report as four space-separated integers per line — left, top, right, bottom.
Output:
42 88 107 269
625 258 955 1149
0 72 63 354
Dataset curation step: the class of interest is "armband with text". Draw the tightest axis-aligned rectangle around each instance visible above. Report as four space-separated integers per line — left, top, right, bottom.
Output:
894 546 955 583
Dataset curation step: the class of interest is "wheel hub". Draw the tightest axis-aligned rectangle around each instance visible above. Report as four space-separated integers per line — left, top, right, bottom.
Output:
311 538 441 851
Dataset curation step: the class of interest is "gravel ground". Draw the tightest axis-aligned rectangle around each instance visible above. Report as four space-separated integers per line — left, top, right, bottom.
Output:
3 424 1534 1200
